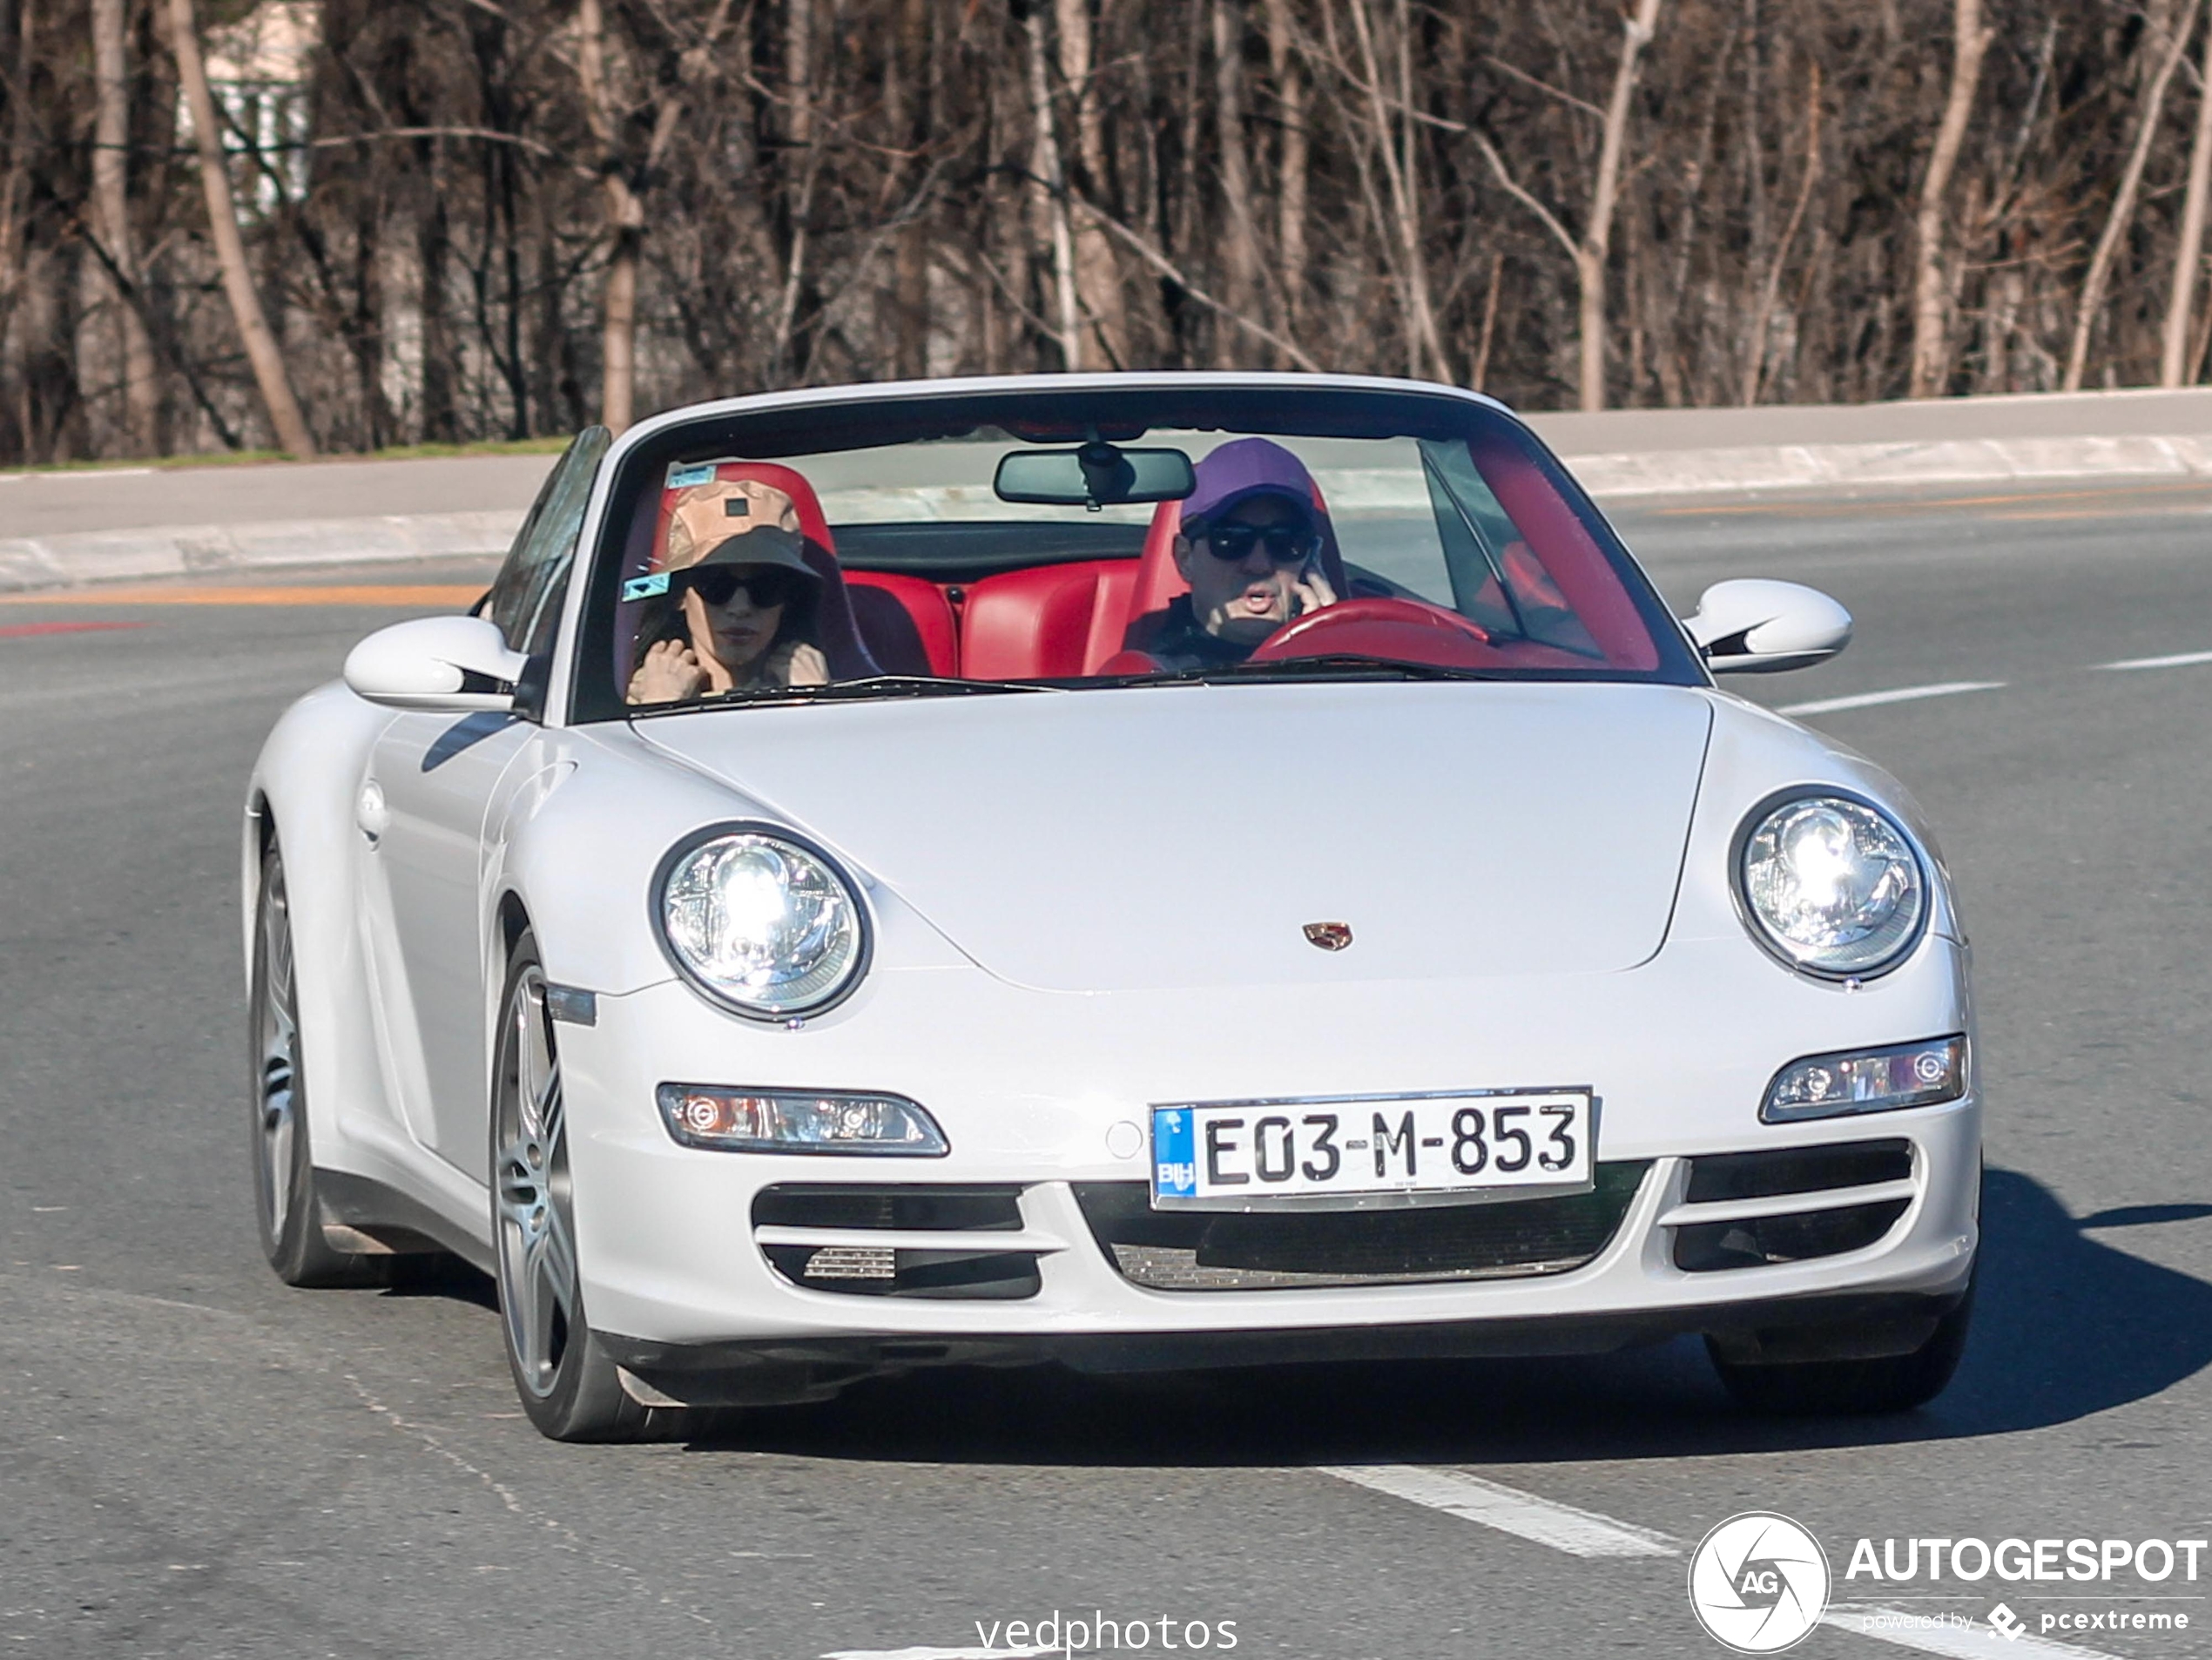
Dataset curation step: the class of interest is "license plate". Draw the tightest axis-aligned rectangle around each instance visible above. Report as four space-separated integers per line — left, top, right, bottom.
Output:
1150 1090 1594 1210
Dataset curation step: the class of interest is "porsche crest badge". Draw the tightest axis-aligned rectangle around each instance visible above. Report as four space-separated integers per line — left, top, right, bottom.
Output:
1303 921 1353 951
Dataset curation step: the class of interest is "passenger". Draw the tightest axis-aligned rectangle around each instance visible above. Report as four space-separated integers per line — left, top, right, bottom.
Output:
1138 437 1339 671
626 481 832 704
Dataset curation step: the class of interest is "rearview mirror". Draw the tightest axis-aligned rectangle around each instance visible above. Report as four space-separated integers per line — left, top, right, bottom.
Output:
1683 579 1852 674
343 615 529 712
995 442 1196 509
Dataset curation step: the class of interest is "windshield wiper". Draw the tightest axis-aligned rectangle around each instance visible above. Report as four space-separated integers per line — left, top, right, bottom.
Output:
1107 653 1507 686
627 673 1059 715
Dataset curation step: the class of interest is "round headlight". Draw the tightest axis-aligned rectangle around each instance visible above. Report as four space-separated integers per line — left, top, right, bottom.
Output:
1736 793 1926 977
656 829 867 1016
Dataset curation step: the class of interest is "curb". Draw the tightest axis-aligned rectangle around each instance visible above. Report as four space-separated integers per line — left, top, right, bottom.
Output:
1563 433 2212 498
6 428 2211 593
0 509 521 594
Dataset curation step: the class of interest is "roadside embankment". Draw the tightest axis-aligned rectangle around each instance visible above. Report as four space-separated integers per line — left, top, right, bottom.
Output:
8 386 2212 592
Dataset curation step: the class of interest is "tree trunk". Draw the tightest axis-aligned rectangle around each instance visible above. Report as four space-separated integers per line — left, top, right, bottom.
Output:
1211 0 1262 362
1909 0 1993 399
1342 0 1447 381
1743 60 1821 405
166 0 314 455
1260 0 1307 350
1057 0 1126 368
1025 6 1081 369
2163 8 2212 385
92 0 158 453
2065 0 2200 391
1576 0 1662 412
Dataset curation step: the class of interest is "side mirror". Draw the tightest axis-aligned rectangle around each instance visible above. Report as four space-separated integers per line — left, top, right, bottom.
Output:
343 616 529 712
1683 579 1852 674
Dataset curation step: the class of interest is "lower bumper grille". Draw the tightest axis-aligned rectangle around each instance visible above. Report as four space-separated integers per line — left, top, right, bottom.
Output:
1074 1163 1653 1292
1673 1200 1911 1273
752 1184 1041 1299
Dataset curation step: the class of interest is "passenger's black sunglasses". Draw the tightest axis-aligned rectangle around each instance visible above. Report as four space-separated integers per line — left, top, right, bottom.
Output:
1202 521 1321 564
686 566 799 608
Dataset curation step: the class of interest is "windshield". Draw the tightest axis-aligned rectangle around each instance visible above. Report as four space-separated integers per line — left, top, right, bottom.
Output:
571 383 1701 720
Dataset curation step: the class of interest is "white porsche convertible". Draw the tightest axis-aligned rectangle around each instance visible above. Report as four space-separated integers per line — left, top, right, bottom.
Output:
245 374 1978 1441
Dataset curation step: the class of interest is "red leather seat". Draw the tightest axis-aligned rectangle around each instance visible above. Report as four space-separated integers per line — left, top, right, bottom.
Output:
960 560 1138 679
846 570 959 678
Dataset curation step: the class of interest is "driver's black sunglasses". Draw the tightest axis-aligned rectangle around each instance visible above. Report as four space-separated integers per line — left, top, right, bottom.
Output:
1203 522 1321 564
687 567 798 609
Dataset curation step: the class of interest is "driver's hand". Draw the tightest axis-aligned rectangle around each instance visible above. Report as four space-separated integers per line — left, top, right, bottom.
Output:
1291 567 1339 617
784 643 831 686
627 638 708 704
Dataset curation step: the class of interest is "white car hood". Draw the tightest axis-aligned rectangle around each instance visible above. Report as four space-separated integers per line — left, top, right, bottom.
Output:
636 681 1714 993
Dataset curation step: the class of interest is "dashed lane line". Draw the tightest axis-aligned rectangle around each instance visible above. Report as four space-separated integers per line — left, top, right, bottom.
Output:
1319 1463 1676 1557
1778 681 2007 717
1317 1466 2125 1659
2093 648 2212 671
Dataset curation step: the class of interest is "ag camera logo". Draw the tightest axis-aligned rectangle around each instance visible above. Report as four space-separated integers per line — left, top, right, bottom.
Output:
1689 1512 1832 1652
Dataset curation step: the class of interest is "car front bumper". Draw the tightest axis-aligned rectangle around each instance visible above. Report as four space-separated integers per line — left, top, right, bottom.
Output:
553 933 1979 1400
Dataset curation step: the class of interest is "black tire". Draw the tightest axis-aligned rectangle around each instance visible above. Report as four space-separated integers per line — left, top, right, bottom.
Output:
1708 1277 1975 1415
251 837 387 1288
490 930 699 1442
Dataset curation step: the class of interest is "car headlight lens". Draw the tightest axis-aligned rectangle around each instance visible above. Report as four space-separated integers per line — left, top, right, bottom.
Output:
1737 794 1926 976
1763 1036 1966 1123
658 831 866 1016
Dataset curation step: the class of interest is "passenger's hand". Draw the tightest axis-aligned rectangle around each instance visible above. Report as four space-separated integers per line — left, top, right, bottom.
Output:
784 643 831 686
1291 567 1338 617
627 638 708 704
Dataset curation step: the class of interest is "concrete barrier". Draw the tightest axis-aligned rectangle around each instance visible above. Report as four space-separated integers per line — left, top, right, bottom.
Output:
8 386 2212 591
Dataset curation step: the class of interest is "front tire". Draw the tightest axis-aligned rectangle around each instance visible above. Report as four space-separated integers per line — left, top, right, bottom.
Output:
251 837 385 1287
491 931 698 1442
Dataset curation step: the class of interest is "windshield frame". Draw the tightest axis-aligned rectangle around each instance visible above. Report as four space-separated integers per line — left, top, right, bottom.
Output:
563 374 1706 725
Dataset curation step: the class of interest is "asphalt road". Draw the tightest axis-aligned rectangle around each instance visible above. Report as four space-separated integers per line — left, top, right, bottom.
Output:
4 480 2212 1659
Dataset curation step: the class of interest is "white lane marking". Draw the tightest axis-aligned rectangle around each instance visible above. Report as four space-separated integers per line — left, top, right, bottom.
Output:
2093 648 2212 671
1779 680 2006 716
820 1650 1057 1659
1319 1469 2128 1660
1318 1464 1679 1558
28 466 153 480
1824 1604 2123 1659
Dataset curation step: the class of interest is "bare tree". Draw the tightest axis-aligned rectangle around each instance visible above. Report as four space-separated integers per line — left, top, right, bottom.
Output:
91 0 158 451
2163 6 2212 385
1056 0 1127 368
166 0 315 455
2066 0 2202 389
1476 0 1663 410
1909 0 1993 398
1025 3 1081 368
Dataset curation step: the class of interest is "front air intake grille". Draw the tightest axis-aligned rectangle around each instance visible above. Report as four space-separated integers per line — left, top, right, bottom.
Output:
1673 1199 1911 1273
751 1184 1023 1232
1683 1139 1913 1205
752 1184 1038 1299
1074 1163 1652 1292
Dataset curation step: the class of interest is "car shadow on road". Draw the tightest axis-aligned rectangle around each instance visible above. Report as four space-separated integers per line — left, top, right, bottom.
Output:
691 1166 2212 1466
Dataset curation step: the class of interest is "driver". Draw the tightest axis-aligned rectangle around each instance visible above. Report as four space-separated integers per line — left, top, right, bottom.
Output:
1136 437 1338 671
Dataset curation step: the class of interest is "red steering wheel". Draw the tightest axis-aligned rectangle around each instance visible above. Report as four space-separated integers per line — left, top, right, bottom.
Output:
1249 596 1493 669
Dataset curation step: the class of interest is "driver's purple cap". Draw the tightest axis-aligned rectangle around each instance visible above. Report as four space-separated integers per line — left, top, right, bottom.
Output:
1181 437 1319 530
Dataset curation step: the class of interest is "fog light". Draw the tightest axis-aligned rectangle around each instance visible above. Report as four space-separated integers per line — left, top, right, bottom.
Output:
1761 1036 1966 1124
657 1084 948 1155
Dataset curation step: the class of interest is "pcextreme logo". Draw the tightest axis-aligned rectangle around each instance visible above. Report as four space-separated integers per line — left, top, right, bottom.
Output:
1688 1512 1833 1653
